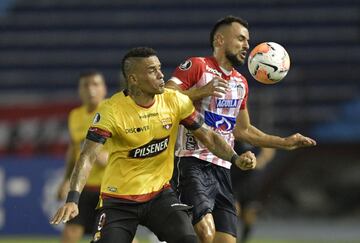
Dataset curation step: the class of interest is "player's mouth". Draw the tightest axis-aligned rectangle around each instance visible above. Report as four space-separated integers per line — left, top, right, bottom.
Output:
239 51 247 59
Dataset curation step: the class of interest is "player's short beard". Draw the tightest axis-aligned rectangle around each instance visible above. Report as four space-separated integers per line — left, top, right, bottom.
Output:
225 50 245 67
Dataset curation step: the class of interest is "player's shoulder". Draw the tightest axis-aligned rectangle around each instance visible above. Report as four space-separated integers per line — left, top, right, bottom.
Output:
178 56 207 70
163 88 189 102
69 105 85 118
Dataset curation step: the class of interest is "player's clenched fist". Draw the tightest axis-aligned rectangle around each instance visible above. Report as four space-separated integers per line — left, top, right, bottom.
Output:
50 202 79 225
235 151 256 170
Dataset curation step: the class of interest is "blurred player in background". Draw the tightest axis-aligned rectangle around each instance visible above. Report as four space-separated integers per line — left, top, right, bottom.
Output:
56 71 109 243
231 141 276 243
50 47 256 243
166 15 316 243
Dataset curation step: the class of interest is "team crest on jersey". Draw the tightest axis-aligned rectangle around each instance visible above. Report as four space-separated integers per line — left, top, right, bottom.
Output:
204 111 236 131
161 117 172 130
179 60 192 70
92 113 101 124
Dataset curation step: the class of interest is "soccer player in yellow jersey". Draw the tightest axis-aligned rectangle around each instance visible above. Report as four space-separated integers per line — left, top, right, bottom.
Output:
56 71 108 243
51 47 257 243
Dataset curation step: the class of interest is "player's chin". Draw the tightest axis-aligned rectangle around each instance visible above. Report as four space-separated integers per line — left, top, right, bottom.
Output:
156 86 165 94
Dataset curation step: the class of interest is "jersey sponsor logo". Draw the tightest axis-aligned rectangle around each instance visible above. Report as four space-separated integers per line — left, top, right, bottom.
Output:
161 117 172 130
92 113 101 124
179 60 192 70
129 136 169 158
125 125 150 134
185 131 198 150
204 111 236 131
205 65 222 78
139 112 158 119
216 99 239 108
107 186 117 192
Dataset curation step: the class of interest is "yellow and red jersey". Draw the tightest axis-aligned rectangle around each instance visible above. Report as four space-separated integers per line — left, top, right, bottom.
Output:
89 89 196 204
68 105 105 187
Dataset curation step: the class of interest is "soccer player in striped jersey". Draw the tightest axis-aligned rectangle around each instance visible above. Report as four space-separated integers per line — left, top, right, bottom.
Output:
166 16 316 243
50 47 256 243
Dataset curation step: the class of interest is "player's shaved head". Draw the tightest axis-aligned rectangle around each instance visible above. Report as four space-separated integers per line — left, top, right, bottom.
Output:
121 47 157 84
210 15 249 50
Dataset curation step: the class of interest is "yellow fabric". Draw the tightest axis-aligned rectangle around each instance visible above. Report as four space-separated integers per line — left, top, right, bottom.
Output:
68 105 105 186
92 89 194 199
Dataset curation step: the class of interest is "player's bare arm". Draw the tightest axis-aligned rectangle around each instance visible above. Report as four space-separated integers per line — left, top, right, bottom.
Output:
233 108 316 150
50 139 103 225
56 141 77 200
166 76 229 101
191 125 256 170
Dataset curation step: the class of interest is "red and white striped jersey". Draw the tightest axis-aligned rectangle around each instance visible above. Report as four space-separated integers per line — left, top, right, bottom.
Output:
170 56 249 169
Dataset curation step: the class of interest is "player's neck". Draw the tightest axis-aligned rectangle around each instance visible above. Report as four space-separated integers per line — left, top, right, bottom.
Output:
213 52 233 72
85 103 98 113
128 89 155 108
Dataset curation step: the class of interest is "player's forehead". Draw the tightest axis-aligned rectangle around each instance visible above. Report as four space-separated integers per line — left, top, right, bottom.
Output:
139 55 161 68
226 22 249 40
79 74 104 86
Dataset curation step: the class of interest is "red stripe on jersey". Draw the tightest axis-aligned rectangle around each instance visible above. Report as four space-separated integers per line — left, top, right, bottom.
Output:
180 110 204 131
89 127 112 138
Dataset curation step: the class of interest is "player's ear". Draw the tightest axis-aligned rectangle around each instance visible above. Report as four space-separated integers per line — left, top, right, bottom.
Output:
128 74 138 85
214 33 225 47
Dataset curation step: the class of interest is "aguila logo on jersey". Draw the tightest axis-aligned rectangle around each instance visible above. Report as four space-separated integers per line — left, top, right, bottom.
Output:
129 136 169 158
179 60 192 70
216 99 239 108
204 111 236 131
161 117 172 130
206 65 223 78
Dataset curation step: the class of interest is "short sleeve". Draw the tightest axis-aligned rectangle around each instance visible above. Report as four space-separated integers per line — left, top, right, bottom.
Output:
240 78 249 110
173 90 195 120
90 100 115 137
170 57 205 90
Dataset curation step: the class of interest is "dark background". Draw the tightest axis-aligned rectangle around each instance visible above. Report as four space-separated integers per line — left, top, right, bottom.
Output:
0 0 359 237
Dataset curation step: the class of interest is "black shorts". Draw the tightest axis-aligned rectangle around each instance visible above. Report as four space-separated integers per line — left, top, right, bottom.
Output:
231 168 265 208
67 187 99 234
91 188 196 243
175 156 237 237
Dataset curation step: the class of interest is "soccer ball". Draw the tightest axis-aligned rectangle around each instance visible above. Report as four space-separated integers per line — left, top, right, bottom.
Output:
247 42 290 84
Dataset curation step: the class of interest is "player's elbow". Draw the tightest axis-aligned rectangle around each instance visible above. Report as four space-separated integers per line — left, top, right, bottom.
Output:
233 126 250 143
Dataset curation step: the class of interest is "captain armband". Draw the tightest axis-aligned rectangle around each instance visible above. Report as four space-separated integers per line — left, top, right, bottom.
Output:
86 127 112 144
180 111 204 131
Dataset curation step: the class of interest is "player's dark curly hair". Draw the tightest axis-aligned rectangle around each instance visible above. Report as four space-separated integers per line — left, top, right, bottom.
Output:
210 15 249 51
121 47 157 79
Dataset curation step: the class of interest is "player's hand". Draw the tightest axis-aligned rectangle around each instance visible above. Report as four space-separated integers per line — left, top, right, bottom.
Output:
235 151 256 170
56 180 70 201
283 133 317 150
50 202 79 225
201 76 229 98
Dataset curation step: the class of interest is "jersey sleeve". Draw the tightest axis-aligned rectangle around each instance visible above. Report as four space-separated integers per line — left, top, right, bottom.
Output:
170 57 205 90
86 101 114 144
67 110 76 142
240 78 249 110
174 90 204 130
